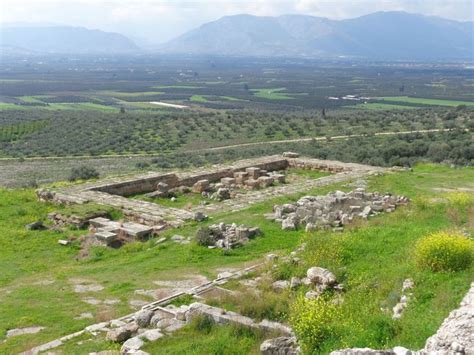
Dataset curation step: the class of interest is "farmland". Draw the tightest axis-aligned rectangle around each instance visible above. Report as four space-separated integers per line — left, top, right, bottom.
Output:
0 55 472 185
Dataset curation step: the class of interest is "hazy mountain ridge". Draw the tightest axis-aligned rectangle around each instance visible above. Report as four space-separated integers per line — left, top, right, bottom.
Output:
162 12 474 59
0 26 139 54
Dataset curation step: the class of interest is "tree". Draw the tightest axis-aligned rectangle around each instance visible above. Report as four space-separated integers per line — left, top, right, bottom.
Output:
69 166 100 181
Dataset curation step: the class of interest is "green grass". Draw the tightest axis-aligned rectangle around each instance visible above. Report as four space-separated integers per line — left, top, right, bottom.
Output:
377 96 474 107
190 95 208 103
352 103 417 110
219 96 245 101
287 169 331 180
0 164 473 353
133 191 212 209
0 102 118 112
151 85 203 89
251 88 293 100
100 91 165 98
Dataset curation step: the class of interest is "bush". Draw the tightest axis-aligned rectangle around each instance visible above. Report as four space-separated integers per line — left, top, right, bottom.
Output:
289 294 341 352
68 165 100 181
195 227 214 246
444 192 473 206
414 232 473 272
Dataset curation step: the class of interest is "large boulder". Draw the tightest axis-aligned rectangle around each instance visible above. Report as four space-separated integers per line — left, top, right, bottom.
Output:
134 309 154 328
121 336 144 354
260 336 300 354
106 323 138 343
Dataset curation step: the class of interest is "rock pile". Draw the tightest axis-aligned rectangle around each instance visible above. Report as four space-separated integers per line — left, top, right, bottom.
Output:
272 189 409 231
100 301 292 355
196 223 262 249
260 336 300 355
392 279 414 320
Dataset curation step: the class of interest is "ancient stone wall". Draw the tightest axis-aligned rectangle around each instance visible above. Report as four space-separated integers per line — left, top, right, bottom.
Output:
91 173 180 197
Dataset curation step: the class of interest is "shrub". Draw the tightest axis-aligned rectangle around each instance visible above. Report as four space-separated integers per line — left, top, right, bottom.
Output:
444 192 473 206
289 294 341 352
414 231 473 272
68 165 99 181
196 227 214 246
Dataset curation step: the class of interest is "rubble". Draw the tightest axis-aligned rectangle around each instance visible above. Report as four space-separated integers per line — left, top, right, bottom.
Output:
196 223 262 249
273 189 409 232
260 336 300 354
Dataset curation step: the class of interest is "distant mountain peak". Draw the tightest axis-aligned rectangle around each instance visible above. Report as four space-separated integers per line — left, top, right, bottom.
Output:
161 11 473 59
0 25 139 54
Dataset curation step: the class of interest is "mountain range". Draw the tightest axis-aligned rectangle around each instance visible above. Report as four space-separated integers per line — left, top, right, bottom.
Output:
0 26 139 54
162 12 473 59
1 12 472 59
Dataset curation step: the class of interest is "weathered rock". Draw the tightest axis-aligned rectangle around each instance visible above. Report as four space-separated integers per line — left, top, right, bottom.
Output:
215 187 231 201
25 221 45 230
193 211 207 222
306 267 336 287
272 280 290 292
290 277 302 289
6 326 44 338
260 336 300 354
282 218 296 231
134 309 154 328
121 336 144 353
258 320 293 335
282 152 300 158
186 302 255 328
192 180 210 193
108 322 138 343
423 282 474 354
140 329 163 341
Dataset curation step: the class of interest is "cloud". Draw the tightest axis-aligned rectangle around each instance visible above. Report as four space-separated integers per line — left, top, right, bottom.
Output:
1 0 472 44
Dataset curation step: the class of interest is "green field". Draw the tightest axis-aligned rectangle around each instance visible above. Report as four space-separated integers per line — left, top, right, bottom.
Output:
378 96 474 107
251 88 293 100
353 102 417 110
0 164 473 353
190 95 209 103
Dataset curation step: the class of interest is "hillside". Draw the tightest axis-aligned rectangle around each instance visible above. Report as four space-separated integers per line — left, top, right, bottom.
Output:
0 26 140 54
162 12 473 59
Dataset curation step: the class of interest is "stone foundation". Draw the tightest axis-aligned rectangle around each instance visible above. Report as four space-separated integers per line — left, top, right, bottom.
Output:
37 155 386 229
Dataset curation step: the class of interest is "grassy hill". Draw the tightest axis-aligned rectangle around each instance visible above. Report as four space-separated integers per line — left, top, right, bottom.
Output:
0 163 472 353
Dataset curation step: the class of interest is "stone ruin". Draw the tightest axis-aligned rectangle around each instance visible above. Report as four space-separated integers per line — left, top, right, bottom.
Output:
144 166 287 204
37 154 384 230
196 223 262 249
88 217 154 248
271 188 409 232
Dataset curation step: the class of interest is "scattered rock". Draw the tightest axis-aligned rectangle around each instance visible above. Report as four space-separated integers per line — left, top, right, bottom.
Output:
134 310 154 328
193 211 207 222
74 284 104 293
6 326 44 338
290 277 302 289
260 336 300 354
140 329 163 341
196 223 261 249
121 336 144 353
306 267 336 287
25 221 45 230
106 323 138 343
74 312 94 320
272 280 290 292
274 190 408 231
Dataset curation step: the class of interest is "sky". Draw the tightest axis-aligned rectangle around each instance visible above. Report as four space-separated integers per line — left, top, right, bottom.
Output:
1 0 473 44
